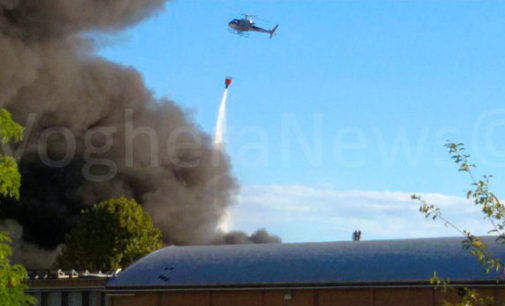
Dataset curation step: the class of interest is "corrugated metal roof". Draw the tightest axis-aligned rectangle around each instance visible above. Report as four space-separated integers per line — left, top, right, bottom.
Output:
107 237 505 289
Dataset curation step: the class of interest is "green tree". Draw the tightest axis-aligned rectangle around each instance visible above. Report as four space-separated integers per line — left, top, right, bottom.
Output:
0 108 36 305
56 197 163 271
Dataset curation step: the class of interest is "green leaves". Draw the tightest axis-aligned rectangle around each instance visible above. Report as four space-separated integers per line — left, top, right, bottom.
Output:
0 109 34 304
430 270 494 305
445 143 475 174
414 141 505 305
0 109 22 200
419 142 505 272
0 233 36 305
0 109 22 144
56 197 163 271
0 155 21 200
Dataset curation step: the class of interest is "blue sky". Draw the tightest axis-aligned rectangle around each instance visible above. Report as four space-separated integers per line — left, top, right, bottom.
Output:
100 1 505 242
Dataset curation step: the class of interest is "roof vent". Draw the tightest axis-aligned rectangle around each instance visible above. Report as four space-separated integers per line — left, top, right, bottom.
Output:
57 269 69 279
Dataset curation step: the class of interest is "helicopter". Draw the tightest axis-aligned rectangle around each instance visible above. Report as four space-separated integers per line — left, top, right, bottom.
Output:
228 14 278 38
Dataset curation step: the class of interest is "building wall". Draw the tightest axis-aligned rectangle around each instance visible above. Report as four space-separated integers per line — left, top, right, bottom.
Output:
31 291 107 306
28 278 109 306
108 286 505 306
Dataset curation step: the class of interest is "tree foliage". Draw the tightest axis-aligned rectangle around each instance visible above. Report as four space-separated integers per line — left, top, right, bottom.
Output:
0 109 22 144
413 143 504 272
0 108 36 305
0 109 22 200
413 142 505 305
56 197 163 271
0 233 36 305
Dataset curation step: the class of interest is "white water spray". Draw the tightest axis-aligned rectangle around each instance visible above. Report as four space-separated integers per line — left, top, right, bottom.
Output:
214 88 228 149
214 86 231 233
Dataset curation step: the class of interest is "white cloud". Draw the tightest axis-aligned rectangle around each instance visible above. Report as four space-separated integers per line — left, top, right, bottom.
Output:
228 185 491 243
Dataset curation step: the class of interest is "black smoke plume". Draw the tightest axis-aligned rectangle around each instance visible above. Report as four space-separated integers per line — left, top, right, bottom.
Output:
0 0 259 268
213 229 282 245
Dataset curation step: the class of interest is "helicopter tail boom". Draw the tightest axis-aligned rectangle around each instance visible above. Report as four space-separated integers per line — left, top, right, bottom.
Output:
269 24 279 38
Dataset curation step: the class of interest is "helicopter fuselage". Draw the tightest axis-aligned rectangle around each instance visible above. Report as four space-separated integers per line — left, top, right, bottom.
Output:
228 19 270 34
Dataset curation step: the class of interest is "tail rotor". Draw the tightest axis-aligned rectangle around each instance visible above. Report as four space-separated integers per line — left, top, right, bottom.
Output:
270 24 279 38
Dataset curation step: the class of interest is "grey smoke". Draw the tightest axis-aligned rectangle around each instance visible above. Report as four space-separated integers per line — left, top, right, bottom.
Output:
0 0 282 269
0 0 243 263
214 229 282 245
0 219 61 270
